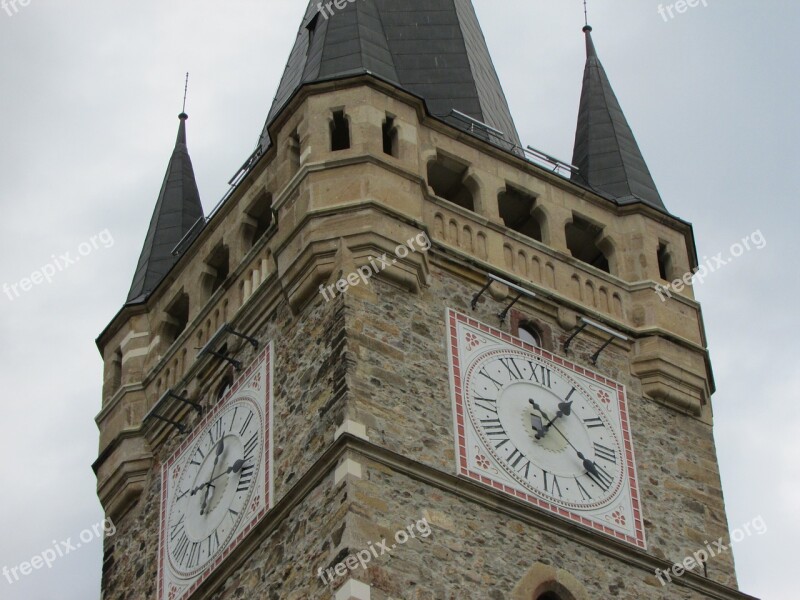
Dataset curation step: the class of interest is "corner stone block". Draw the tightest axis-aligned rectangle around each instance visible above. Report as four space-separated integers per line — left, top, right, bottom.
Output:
335 579 371 600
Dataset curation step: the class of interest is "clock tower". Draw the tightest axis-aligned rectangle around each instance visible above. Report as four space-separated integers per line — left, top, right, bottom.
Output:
94 3 757 599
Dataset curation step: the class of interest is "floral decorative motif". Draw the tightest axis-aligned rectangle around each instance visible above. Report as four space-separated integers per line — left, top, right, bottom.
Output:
168 584 179 600
612 510 626 526
475 454 491 470
251 371 262 391
465 332 484 351
250 495 261 513
597 390 611 405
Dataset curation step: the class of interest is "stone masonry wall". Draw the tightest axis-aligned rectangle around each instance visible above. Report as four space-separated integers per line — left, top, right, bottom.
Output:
340 261 738 594
100 293 350 598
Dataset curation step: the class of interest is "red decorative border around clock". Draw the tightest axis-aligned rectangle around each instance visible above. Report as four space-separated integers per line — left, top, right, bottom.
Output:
157 345 273 600
447 309 646 549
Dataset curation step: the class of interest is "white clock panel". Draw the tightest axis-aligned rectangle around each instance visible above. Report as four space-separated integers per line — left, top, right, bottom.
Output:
447 309 645 548
158 345 273 600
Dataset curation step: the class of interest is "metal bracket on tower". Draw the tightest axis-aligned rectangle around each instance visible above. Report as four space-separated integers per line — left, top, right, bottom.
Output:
471 273 536 324
563 316 628 364
197 323 259 371
143 389 203 434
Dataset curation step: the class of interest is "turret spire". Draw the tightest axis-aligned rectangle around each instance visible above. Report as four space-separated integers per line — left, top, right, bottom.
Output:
571 25 666 211
126 112 205 304
257 0 521 154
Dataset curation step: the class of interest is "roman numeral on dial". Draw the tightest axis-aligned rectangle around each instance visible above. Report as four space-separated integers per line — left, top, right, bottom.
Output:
583 417 605 429
478 368 504 391
169 515 185 541
228 407 238 431
593 443 617 464
587 463 614 492
527 362 552 388
237 464 255 492
507 447 531 479
243 433 259 462
209 418 223 445
499 358 524 381
543 470 562 498
207 531 220 556
575 477 592 501
473 395 497 414
239 411 254 436
480 418 510 449
186 542 201 568
173 532 190 564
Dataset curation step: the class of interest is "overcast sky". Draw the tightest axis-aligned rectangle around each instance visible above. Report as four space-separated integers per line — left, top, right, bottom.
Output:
0 1 796 599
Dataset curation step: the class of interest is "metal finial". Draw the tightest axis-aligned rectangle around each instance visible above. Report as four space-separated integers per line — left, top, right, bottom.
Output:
583 0 589 27
182 72 189 114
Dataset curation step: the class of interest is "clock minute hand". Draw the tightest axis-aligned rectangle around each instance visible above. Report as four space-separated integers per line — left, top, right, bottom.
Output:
544 420 598 476
200 438 226 515
194 459 247 494
530 413 547 439
176 458 246 502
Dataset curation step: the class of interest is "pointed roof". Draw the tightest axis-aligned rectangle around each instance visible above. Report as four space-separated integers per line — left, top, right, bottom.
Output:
258 0 521 153
126 113 205 304
571 26 666 211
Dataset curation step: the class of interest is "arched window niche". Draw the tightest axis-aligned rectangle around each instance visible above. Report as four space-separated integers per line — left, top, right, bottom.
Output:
511 563 589 600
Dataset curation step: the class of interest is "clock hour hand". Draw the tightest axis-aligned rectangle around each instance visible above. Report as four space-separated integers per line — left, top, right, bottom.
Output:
530 413 547 439
530 399 570 439
543 401 573 430
192 459 247 494
528 399 553 422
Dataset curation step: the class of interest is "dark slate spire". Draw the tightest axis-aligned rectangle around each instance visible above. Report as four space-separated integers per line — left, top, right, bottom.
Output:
126 113 205 304
571 26 666 211
258 0 521 153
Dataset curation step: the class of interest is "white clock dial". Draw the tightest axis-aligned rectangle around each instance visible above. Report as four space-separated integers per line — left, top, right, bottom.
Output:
466 351 624 510
159 346 273 600
167 400 262 575
447 310 645 549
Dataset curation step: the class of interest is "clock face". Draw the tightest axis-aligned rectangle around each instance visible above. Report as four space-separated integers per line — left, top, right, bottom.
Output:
166 399 263 575
447 310 645 548
158 346 273 600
